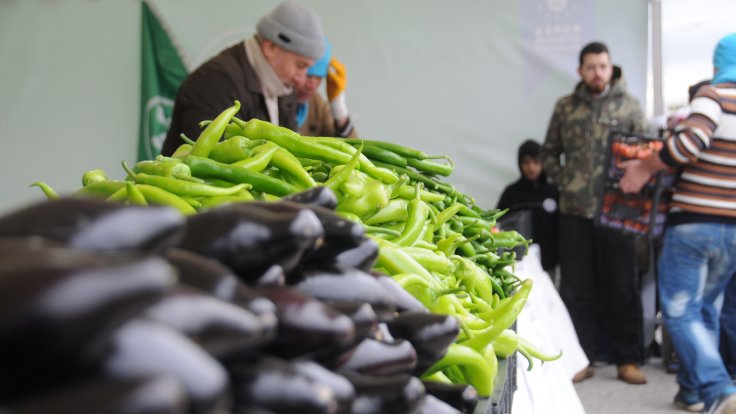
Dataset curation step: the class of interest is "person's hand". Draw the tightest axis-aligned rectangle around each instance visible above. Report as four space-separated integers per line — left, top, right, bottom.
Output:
326 58 347 101
327 57 349 124
618 159 651 194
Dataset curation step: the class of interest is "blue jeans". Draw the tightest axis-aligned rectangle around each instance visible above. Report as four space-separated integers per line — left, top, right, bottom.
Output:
659 222 736 407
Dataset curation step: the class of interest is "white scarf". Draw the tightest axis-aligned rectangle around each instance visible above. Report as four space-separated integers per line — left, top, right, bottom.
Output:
245 37 292 125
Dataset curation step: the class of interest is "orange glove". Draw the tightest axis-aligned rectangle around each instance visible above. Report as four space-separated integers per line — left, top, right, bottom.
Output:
326 58 347 102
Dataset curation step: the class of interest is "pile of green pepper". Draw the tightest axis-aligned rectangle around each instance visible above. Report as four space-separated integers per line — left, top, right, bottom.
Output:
32 101 560 398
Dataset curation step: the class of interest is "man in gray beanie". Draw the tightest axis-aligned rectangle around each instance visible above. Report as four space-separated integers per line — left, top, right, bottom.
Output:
161 1 325 156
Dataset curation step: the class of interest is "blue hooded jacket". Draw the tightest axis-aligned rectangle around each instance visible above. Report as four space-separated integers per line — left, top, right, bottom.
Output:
713 32 736 84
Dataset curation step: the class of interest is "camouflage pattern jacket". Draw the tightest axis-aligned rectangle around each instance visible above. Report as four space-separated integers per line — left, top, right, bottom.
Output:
540 71 645 219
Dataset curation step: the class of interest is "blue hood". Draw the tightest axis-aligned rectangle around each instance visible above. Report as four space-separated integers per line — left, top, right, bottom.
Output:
713 32 736 84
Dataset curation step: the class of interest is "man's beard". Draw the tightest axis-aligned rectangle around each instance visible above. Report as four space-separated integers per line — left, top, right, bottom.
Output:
585 79 606 94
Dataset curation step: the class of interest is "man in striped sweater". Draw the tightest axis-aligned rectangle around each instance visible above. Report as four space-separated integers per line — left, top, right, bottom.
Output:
620 32 736 414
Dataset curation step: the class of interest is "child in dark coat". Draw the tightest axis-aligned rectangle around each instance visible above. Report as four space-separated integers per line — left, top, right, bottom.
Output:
497 139 559 272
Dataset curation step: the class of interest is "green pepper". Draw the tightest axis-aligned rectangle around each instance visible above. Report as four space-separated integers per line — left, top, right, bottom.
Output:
183 155 298 196
307 136 399 184
123 162 248 198
232 144 279 172
197 192 255 208
407 157 454 177
171 143 192 159
135 184 196 215
189 100 241 157
462 279 533 351
343 138 430 160
361 144 408 167
82 169 108 186
133 159 194 181
364 199 409 225
72 180 126 199
253 143 316 189
395 185 446 202
30 181 59 200
324 145 362 192
336 180 388 217
124 182 148 206
208 135 256 163
490 328 518 358
392 196 429 246
402 247 452 273
425 343 494 397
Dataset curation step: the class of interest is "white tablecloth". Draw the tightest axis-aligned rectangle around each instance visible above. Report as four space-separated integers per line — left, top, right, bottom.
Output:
510 244 588 414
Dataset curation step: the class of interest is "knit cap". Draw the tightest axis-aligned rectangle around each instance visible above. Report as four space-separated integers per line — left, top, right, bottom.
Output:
307 38 332 77
257 1 325 61
713 32 736 84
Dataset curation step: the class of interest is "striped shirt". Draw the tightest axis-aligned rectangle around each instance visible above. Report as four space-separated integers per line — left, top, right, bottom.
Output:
660 82 736 223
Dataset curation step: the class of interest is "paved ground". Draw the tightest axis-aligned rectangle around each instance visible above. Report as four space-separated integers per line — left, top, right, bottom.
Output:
574 357 683 414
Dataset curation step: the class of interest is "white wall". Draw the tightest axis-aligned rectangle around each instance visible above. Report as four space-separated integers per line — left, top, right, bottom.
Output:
0 0 648 215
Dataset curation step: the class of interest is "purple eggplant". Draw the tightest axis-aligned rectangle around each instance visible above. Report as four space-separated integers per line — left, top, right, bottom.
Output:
9 376 188 414
294 267 397 320
0 252 175 400
256 286 355 359
0 198 185 253
338 370 426 414
163 248 278 336
337 338 417 376
421 382 478 414
373 274 429 313
306 238 379 273
102 319 229 414
292 361 356 414
246 201 366 267
328 302 378 346
143 286 267 360
228 356 337 414
177 204 323 282
385 312 459 375
284 186 338 210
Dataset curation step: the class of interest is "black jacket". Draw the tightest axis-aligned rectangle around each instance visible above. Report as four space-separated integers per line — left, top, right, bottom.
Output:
161 41 298 156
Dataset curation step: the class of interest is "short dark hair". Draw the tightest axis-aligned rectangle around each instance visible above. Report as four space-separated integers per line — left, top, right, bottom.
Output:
579 42 609 67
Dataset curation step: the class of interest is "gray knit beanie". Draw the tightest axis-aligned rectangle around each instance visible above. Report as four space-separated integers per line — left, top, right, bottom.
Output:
256 1 325 61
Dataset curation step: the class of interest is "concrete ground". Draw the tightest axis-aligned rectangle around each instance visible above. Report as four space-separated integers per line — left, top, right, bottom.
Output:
574 357 683 414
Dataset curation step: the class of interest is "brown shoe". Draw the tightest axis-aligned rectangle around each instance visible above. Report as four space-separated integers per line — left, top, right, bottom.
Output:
617 363 647 384
573 366 594 383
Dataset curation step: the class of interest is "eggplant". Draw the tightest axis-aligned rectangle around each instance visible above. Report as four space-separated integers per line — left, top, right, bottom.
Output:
103 319 229 414
385 312 460 375
246 201 366 266
144 286 267 360
373 273 428 313
229 356 337 414
0 252 175 400
178 204 323 282
163 248 278 336
328 302 378 346
416 394 463 414
292 361 356 414
421 382 478 414
254 264 286 287
307 238 379 272
294 267 397 320
256 286 355 359
284 186 339 210
0 198 185 253
337 338 417 376
338 370 425 414
9 376 188 414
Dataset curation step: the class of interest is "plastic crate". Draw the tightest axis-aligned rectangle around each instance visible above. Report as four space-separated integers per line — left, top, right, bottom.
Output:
473 353 517 414
594 130 676 239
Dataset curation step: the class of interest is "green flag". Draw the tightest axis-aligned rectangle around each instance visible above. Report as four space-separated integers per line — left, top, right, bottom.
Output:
138 0 189 161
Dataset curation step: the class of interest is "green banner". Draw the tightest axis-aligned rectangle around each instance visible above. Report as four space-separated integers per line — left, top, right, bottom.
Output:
138 0 188 161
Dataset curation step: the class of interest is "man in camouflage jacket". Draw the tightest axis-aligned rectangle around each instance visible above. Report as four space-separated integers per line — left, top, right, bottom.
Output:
540 42 647 385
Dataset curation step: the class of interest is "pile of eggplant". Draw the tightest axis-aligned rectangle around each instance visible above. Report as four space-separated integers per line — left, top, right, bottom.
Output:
0 187 479 414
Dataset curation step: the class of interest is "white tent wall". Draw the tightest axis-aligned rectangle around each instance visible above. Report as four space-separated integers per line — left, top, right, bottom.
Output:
0 0 648 215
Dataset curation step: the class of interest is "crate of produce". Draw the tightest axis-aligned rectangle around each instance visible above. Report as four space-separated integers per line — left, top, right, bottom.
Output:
595 130 676 238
